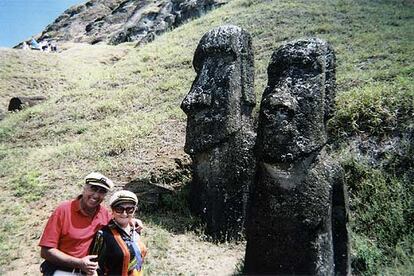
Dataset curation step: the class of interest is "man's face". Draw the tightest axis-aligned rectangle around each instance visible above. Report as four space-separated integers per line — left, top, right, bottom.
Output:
81 184 107 209
181 51 242 154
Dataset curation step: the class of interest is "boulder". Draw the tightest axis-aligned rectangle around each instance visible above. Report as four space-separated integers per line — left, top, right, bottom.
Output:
8 96 47 111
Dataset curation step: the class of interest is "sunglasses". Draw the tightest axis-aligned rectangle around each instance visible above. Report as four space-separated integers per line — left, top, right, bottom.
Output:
113 206 135 214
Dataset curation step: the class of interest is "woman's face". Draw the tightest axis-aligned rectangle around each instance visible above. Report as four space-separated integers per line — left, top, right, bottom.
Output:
112 203 136 227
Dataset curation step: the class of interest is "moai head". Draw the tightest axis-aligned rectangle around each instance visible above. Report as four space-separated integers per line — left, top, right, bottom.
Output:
181 25 255 154
256 38 336 163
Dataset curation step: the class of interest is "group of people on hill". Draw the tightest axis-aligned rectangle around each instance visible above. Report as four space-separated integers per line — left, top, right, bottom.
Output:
22 38 57 52
39 172 147 276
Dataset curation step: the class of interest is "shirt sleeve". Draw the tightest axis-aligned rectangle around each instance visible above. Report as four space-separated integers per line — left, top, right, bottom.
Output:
38 205 64 248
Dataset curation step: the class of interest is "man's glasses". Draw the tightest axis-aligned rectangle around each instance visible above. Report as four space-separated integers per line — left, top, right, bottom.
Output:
88 185 108 194
113 206 135 214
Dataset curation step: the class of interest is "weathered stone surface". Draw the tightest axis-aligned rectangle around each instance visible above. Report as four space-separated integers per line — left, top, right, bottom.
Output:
109 0 222 46
8 96 47 111
21 0 225 47
181 25 255 241
244 38 350 275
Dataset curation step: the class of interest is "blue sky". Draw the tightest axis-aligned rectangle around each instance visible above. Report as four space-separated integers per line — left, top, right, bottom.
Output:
0 0 85 48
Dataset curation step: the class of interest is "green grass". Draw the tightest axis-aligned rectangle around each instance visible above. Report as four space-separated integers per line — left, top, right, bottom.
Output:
331 78 413 138
0 0 413 274
10 170 48 201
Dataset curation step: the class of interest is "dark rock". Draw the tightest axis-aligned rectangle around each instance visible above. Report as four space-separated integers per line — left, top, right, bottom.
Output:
125 180 174 211
181 25 256 241
8 96 47 111
244 38 350 275
124 159 192 211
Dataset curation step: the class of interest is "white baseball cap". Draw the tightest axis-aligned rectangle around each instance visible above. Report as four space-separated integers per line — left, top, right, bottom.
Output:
84 172 114 191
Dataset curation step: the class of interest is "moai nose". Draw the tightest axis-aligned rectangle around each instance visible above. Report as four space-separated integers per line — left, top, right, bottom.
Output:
180 86 212 114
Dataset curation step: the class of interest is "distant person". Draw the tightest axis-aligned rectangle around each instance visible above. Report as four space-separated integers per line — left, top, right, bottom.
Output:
22 41 29 50
50 41 58 52
39 172 113 275
89 190 147 276
40 40 49 51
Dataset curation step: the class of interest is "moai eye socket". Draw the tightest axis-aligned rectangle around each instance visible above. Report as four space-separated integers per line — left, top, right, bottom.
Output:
274 104 295 120
262 97 295 122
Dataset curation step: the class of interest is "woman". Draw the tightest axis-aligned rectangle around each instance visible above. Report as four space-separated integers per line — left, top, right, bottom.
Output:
89 190 147 276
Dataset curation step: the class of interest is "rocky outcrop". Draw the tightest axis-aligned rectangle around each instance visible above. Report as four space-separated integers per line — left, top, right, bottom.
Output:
32 0 225 46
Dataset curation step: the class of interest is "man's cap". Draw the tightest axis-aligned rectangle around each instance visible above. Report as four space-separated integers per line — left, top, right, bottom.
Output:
85 172 114 191
109 190 138 207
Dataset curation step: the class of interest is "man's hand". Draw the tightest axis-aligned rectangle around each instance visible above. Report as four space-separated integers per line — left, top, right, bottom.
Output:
41 247 99 275
131 218 144 234
79 255 98 275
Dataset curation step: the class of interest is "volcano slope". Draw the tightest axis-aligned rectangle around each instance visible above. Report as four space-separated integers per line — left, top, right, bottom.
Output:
0 0 413 274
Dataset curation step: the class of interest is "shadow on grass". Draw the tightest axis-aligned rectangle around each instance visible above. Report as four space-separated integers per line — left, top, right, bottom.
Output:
140 209 203 235
124 158 205 235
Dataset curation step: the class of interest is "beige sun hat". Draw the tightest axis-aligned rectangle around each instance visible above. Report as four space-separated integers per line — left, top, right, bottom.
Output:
109 190 138 207
84 172 114 191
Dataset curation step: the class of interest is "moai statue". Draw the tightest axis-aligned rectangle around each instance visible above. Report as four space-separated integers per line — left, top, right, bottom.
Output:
181 25 256 241
244 38 350 275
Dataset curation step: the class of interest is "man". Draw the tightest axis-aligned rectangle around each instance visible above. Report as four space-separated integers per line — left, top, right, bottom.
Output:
39 172 114 275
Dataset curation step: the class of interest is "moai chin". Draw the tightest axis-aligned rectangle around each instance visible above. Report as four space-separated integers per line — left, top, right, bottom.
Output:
181 25 256 241
244 38 350 275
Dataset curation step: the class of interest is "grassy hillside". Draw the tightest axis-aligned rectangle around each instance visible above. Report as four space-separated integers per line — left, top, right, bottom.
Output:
0 0 413 274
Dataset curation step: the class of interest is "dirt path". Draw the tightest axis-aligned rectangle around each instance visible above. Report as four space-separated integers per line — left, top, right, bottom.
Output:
162 232 245 275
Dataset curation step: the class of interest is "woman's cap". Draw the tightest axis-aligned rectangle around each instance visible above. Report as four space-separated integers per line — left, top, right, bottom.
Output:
85 172 114 191
110 190 138 207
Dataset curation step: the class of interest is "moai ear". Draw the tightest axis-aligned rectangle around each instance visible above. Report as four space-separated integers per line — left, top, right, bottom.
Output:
240 30 256 107
193 41 205 73
324 42 336 123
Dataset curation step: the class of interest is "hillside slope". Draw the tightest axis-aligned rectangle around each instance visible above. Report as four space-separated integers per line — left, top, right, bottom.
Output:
1 0 413 275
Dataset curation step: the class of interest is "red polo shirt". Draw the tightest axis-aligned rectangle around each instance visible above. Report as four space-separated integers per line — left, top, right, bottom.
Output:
39 198 111 258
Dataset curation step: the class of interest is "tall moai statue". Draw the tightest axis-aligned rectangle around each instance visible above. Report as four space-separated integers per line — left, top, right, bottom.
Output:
181 25 256 241
244 38 350 275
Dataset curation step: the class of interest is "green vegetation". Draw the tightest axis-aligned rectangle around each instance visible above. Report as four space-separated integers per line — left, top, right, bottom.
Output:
0 0 413 274
341 152 413 274
331 79 413 138
10 170 48 201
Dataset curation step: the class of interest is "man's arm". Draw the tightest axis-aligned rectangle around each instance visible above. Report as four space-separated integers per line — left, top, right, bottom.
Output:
41 246 98 274
132 218 144 234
